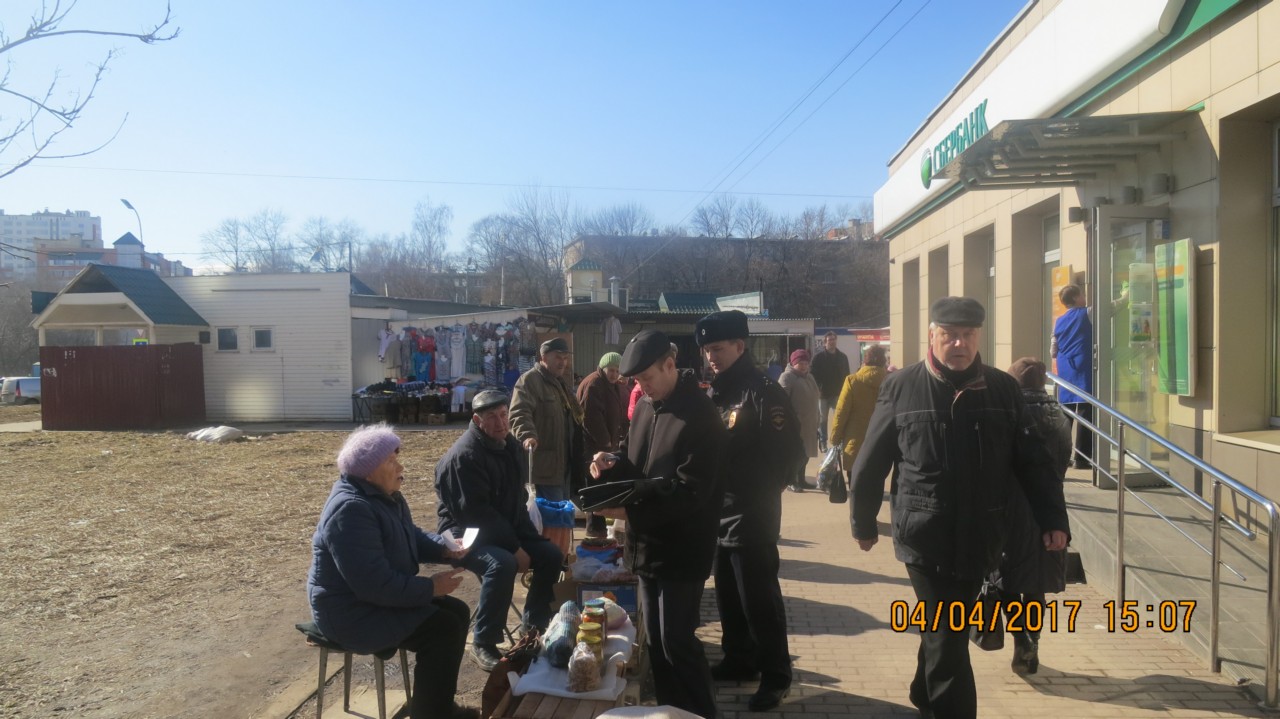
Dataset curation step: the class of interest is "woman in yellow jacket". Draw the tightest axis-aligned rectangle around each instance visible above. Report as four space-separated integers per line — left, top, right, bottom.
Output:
829 345 889 476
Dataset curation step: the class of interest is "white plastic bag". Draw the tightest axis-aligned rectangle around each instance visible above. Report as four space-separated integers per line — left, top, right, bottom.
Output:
527 483 543 534
567 641 602 692
817 446 842 490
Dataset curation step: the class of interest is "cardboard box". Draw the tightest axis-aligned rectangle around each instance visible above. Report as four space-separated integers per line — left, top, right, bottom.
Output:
426 413 446 425
550 578 640 616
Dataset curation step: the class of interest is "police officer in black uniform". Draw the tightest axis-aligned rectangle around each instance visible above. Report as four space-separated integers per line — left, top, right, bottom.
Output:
589 330 726 719
696 310 804 712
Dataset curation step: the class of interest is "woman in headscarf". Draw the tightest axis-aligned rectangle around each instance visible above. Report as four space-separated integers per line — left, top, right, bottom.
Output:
778 349 821 492
307 423 477 719
577 352 629 534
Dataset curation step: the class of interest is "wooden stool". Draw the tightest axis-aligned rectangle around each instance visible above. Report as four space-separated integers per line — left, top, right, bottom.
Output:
295 621 410 719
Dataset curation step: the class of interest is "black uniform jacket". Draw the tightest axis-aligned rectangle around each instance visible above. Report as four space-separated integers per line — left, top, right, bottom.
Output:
996 389 1072 595
434 423 546 554
849 354 1070 580
710 352 805 548
606 369 726 582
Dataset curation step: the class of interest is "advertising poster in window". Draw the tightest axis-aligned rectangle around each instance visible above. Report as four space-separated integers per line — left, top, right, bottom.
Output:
1155 239 1195 396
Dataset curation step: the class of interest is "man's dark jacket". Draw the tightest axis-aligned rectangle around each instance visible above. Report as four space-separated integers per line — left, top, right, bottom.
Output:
605 369 725 581
434 423 546 554
710 352 805 547
849 354 1070 580
811 347 851 399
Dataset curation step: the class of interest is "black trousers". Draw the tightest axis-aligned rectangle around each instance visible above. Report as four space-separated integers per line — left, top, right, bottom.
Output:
714 543 792 690
639 575 719 719
1065 402 1093 467
905 564 981 719
398 595 470 719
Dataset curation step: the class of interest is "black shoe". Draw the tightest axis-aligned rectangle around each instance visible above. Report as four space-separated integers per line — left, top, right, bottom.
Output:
1011 638 1039 675
710 661 760 682
470 643 502 672
787 483 804 493
748 686 790 711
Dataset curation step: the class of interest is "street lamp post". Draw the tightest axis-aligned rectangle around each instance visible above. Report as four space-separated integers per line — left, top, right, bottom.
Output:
120 198 142 243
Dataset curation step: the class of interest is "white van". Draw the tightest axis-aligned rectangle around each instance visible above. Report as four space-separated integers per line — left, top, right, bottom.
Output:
0 376 41 404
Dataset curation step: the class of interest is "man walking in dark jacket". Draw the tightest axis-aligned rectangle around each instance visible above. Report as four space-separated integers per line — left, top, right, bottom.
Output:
850 297 1070 719
435 390 563 671
697 310 804 712
810 331 851 451
590 330 726 719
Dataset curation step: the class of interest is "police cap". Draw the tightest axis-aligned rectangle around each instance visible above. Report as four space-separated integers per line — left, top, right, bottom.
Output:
929 296 985 328
695 310 750 346
620 329 672 377
472 389 510 414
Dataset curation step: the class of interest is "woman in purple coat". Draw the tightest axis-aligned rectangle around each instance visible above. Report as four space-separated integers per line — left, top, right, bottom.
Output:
307 424 478 719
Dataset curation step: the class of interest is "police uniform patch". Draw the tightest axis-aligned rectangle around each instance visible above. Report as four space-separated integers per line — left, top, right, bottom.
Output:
769 406 787 431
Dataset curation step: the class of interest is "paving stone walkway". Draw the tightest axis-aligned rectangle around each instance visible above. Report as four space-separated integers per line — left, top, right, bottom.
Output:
698 485 1267 718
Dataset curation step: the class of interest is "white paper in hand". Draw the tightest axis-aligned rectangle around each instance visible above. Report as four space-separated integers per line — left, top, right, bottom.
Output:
441 532 462 552
461 527 479 550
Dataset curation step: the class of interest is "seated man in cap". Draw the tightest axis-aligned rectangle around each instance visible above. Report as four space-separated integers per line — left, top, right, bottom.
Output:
589 330 726 719
434 389 564 671
850 297 1069 719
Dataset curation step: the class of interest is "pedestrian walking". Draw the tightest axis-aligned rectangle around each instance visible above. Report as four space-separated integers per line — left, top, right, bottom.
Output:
778 349 820 492
810 331 851 452
829 344 888 487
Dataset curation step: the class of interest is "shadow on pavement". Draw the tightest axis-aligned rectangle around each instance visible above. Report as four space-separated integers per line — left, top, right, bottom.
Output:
778 557 912 587
782 594 891 637
1023 666 1260 713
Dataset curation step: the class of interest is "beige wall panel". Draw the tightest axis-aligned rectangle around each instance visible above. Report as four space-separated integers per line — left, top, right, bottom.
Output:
1209 9 1259 94
1211 440 1260 493
1171 181 1218 254
1216 119 1272 433
1170 38 1212 110
1261 0 1280 70
1170 117 1218 190
1167 348 1214 430
1209 74 1263 120
1139 56 1174 112
1259 62 1280 100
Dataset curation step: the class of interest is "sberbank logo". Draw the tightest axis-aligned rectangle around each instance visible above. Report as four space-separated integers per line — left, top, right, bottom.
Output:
919 98 989 189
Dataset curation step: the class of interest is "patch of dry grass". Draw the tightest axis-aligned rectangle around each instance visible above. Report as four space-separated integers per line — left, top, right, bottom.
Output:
0 428 470 718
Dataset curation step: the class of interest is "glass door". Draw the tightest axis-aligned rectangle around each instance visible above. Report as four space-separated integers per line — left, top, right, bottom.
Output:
1093 205 1171 485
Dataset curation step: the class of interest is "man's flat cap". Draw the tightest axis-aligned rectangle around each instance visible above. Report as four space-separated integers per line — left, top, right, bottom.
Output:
620 329 671 377
472 389 509 413
930 296 985 327
695 310 750 346
539 337 570 355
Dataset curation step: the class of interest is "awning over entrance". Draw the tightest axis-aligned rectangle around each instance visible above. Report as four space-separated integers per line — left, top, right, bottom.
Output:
931 111 1194 190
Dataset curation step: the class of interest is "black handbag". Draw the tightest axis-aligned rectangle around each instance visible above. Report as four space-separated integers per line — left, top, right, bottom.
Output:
818 448 847 504
970 581 1005 651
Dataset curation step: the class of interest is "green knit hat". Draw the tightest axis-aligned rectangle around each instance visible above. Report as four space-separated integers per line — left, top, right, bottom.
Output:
599 352 623 369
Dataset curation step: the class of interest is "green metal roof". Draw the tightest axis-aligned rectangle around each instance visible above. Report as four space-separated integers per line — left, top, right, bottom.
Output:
568 258 603 271
658 292 720 314
65 264 208 326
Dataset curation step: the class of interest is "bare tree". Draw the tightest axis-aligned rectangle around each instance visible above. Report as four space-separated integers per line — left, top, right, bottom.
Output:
244 209 295 273
200 218 251 273
409 199 452 274
733 197 776 239
297 216 337 271
0 2 179 180
690 194 738 238
0 282 38 374
574 202 655 237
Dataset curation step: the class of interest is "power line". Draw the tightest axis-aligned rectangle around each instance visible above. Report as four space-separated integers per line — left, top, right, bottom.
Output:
667 0 905 231
7 162 870 201
725 0 933 194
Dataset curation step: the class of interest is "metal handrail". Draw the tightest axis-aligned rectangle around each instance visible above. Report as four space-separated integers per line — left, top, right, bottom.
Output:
1047 372 1280 709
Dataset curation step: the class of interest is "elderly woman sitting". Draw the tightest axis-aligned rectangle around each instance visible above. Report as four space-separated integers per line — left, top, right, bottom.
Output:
307 423 478 719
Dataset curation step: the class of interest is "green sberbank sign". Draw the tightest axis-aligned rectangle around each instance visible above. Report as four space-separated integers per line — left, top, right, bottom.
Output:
919 99 989 189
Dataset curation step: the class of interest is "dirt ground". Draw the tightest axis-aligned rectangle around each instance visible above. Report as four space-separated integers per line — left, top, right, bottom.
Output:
0 409 492 718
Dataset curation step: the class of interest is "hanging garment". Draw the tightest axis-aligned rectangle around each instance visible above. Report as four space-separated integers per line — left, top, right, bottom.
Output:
383 336 402 369
451 384 468 413
451 325 467 378
483 353 498 385
399 333 413 373
466 334 483 374
603 316 622 345
377 328 395 361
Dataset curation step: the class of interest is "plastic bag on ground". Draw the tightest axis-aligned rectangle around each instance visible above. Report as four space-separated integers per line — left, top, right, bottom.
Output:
185 426 245 443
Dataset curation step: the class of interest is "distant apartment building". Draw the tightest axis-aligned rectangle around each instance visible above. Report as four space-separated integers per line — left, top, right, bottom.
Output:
0 209 102 280
35 232 191 284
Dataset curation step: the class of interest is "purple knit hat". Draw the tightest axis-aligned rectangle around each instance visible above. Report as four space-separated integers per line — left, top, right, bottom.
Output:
790 349 811 365
337 423 401 478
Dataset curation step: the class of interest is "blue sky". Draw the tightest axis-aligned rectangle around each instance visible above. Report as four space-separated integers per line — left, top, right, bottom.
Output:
1 0 1028 272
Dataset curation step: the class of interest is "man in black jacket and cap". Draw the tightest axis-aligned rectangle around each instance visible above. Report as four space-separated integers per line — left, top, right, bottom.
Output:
435 389 563 671
696 310 804 712
850 297 1070 719
589 330 726 719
